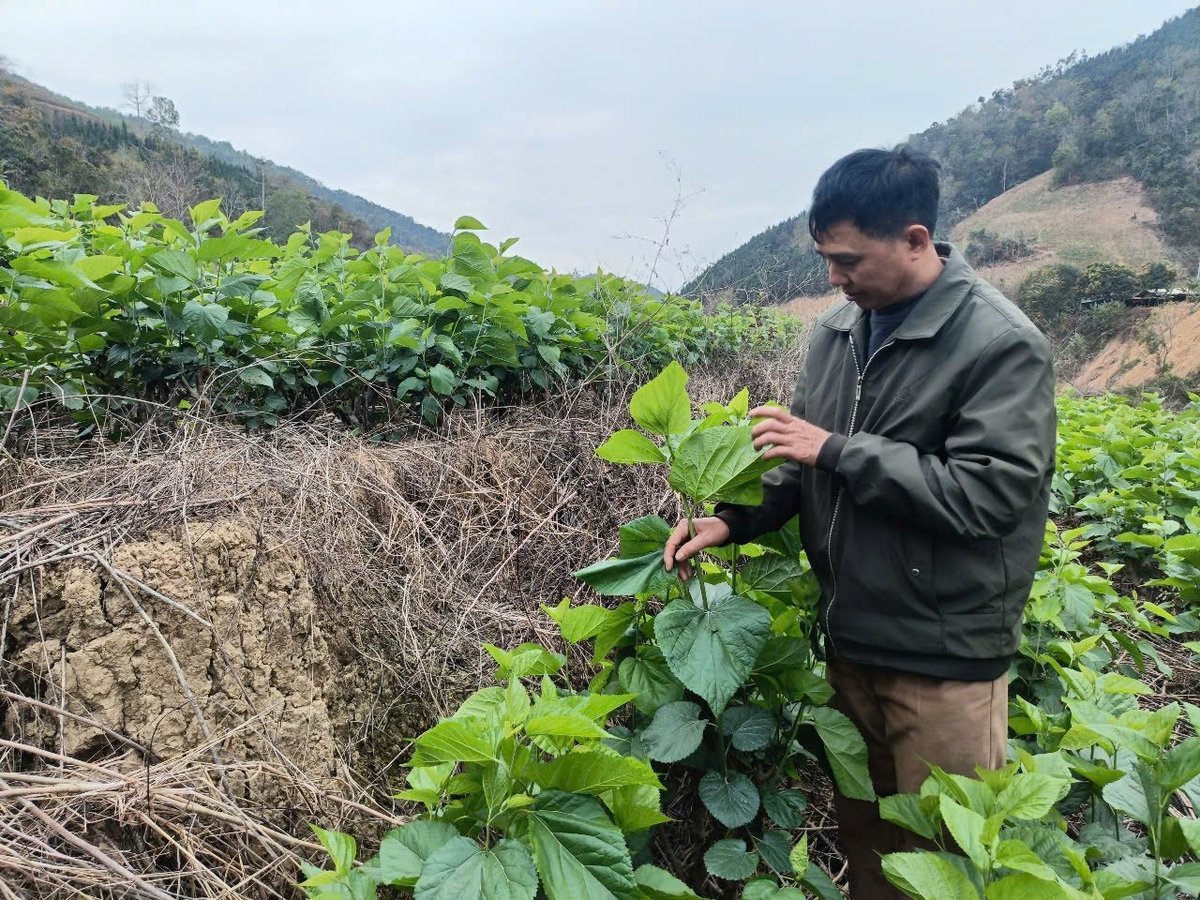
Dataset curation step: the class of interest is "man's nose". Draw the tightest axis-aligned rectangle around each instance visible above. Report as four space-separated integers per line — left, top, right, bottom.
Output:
828 264 848 286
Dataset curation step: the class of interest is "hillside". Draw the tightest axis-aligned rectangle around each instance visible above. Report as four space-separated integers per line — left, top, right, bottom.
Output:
689 7 1200 304
0 71 450 253
949 169 1182 296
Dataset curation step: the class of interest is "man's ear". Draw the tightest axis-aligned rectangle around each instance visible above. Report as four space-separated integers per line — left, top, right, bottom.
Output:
904 224 932 256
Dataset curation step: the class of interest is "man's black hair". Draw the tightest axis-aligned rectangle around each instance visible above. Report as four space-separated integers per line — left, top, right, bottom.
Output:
808 145 941 241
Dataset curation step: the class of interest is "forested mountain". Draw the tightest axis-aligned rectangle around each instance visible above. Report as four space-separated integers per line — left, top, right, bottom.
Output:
689 8 1200 305
0 71 450 254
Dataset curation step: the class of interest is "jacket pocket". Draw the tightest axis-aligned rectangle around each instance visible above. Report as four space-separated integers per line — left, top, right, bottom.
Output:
935 536 1006 657
831 508 940 654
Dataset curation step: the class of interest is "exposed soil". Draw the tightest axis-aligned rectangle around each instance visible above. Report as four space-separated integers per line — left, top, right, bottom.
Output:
4 522 339 805
1072 301 1200 392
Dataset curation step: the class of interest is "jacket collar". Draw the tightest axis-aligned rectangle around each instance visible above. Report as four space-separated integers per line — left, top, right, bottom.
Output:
819 242 975 339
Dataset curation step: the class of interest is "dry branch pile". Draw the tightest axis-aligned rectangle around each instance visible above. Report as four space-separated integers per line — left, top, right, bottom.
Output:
0 355 804 898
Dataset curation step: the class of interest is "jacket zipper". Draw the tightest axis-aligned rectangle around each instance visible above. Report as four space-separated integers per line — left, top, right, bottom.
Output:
823 334 894 657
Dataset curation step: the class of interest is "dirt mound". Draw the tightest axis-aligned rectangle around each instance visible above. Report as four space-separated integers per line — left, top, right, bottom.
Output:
5 522 337 796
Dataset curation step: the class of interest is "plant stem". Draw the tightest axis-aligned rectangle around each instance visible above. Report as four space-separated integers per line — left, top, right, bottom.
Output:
686 501 710 612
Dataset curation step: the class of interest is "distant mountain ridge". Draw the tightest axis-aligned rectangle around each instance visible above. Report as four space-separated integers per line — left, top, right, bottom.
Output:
0 71 450 255
688 7 1200 305
178 130 450 256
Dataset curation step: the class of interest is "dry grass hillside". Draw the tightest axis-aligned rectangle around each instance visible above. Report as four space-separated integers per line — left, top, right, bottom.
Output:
948 170 1182 296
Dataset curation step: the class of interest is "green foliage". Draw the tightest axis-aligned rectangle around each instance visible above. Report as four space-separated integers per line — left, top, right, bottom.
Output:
965 228 1034 267
303 376 1200 899
0 188 801 433
1077 262 1140 306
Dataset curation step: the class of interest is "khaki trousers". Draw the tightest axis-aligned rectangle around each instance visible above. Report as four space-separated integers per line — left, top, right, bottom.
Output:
826 658 1008 899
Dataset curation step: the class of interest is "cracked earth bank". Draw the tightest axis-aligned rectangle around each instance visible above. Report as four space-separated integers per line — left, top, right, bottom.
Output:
4 521 339 804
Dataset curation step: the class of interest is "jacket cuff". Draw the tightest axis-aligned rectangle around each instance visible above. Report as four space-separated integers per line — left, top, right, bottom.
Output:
713 505 758 546
816 432 848 472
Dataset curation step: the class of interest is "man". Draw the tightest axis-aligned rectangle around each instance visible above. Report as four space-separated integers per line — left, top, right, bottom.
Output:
663 146 1056 897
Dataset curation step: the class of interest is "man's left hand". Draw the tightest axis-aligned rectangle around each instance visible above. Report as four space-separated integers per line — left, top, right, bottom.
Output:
750 406 832 467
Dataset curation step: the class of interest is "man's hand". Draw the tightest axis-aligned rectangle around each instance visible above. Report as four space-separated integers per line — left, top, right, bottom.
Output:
750 405 832 467
663 516 731 580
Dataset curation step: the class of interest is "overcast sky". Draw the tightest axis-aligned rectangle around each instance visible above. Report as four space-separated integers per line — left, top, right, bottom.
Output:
2 1 1195 288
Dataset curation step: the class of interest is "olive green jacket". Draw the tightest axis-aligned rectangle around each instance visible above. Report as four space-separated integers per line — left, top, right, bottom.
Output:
717 244 1056 680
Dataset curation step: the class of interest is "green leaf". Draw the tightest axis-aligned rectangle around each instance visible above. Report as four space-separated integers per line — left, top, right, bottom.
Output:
1159 736 1200 794
150 248 198 281
190 198 223 227
237 366 274 389
994 772 1070 821
604 784 671 832
879 793 939 842
654 593 771 716
628 362 690 437
525 792 637 900
807 706 875 801
1167 862 1200 895
721 706 775 751
454 215 487 231
617 648 684 716
596 430 665 465
640 701 707 763
882 851 980 900
799 862 845 900
617 516 673 558
535 749 662 794
761 787 808 829
311 825 357 873
379 821 459 887
181 299 229 339
484 643 564 679
736 555 807 600
938 795 990 873
698 770 760 828
428 363 458 395
439 272 474 295
410 718 496 766
984 872 1075 899
704 839 759 881
573 550 673 598
1102 764 1157 828
525 711 609 741
789 835 809 880
668 426 782 504
993 840 1060 883
631 864 700 899
753 831 793 875
742 879 806 900
542 600 617 645
414 836 537 900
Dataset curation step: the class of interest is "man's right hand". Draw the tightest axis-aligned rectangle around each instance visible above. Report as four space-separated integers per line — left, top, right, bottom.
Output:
663 516 731 580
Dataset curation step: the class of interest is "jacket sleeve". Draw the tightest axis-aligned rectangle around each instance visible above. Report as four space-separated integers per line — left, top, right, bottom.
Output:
714 366 807 545
829 324 1055 539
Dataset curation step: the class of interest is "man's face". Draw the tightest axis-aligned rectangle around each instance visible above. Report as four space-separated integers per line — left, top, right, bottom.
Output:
814 221 920 311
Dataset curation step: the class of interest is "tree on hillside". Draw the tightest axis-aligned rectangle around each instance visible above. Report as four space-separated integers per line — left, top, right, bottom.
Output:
121 80 153 118
1018 263 1082 334
264 186 315 240
146 95 179 132
110 144 206 218
1077 262 1139 305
